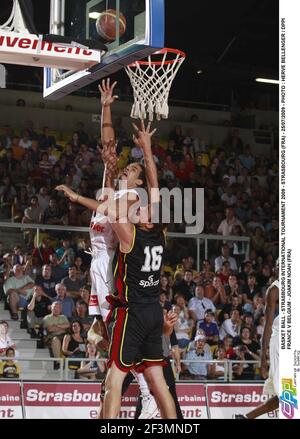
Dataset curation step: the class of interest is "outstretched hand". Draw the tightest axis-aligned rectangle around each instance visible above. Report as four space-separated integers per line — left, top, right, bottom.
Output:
163 310 178 335
55 185 78 203
98 78 119 106
132 120 157 151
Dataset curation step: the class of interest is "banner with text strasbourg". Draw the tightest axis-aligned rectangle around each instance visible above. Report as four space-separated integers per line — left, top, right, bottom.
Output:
206 384 278 419
22 382 208 419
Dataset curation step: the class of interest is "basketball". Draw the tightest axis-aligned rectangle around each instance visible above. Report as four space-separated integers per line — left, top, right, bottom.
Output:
96 9 126 42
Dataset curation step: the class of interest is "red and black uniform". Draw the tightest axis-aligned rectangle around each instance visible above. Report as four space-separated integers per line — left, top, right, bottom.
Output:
108 225 166 372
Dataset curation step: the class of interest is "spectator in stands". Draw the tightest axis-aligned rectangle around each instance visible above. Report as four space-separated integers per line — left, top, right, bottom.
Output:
173 295 193 351
3 264 34 320
256 315 265 342
250 227 265 256
204 275 227 307
32 238 54 266
218 295 243 324
252 294 265 324
49 253 67 282
37 186 50 213
73 256 88 281
75 239 91 271
35 264 56 299
219 309 241 340
197 310 219 346
173 269 196 302
232 345 254 380
62 265 85 299
225 274 241 298
214 244 238 272
221 335 235 359
27 285 52 338
52 283 74 320
199 259 215 289
241 312 256 339
22 195 42 224
217 207 246 240
43 301 70 369
39 152 53 178
239 145 255 171
62 320 86 367
0 176 17 217
72 300 92 334
0 321 16 357
0 347 20 378
242 274 261 312
43 197 64 225
238 261 253 286
182 334 213 380
188 285 216 324
210 346 227 380
39 126 56 149
218 261 231 285
56 239 75 270
77 342 105 380
233 326 260 374
78 286 90 307
159 275 173 301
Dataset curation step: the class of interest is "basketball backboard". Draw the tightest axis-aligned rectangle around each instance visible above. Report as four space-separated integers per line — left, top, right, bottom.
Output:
43 0 165 100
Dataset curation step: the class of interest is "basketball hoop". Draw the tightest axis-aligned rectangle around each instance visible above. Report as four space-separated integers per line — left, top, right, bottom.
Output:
125 48 186 121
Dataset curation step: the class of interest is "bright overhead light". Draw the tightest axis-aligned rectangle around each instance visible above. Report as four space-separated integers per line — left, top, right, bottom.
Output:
197 70 203 74
255 78 279 85
89 12 100 19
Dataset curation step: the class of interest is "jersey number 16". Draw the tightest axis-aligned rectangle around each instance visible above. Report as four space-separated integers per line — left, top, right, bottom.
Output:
141 245 163 272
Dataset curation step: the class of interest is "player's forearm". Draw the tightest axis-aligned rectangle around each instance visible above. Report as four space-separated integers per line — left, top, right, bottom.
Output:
143 145 160 200
76 194 102 212
101 105 115 144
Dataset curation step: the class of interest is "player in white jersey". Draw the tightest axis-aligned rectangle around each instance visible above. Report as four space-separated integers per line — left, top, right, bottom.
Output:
235 272 279 419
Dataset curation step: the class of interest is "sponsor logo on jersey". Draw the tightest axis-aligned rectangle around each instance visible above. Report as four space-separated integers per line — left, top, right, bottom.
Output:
90 222 105 233
139 275 160 288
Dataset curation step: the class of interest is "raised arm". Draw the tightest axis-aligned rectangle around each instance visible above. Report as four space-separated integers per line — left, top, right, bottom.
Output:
132 121 159 204
98 78 119 189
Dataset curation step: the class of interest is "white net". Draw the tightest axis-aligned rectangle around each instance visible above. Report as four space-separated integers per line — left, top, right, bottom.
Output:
125 48 185 121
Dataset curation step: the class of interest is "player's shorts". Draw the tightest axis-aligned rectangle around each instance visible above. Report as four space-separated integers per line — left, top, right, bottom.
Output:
107 301 165 373
88 249 115 320
263 333 279 397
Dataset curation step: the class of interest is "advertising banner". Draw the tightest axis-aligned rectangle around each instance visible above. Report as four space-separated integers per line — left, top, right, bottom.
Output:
206 384 279 419
0 381 23 419
22 382 207 419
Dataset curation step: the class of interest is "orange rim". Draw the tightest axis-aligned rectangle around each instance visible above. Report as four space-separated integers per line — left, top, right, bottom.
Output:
128 47 186 67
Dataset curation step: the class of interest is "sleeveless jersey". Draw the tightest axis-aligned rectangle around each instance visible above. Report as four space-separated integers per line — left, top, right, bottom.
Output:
114 225 166 305
89 189 138 253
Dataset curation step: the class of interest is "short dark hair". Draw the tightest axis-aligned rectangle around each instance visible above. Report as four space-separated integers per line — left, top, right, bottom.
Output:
6 347 15 356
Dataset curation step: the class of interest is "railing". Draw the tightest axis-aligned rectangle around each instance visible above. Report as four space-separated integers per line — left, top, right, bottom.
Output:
0 356 261 383
0 221 250 272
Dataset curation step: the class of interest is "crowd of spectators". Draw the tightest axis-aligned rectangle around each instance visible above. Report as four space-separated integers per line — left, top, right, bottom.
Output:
0 116 278 381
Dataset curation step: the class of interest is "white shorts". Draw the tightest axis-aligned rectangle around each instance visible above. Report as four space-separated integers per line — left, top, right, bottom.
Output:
263 333 279 397
88 249 115 320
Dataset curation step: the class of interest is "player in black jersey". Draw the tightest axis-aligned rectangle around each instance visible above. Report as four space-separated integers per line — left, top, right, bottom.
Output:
57 123 177 418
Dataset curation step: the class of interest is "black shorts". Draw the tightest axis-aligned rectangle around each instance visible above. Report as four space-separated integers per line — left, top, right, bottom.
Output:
107 301 165 372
